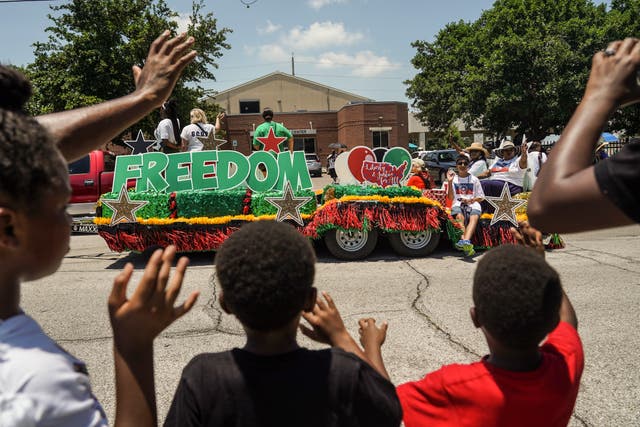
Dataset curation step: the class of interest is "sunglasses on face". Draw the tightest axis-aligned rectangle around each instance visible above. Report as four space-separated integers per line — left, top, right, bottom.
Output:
503 148 515 153
457 161 469 166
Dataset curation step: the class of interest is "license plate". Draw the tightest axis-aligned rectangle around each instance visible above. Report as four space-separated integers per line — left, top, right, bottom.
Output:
71 223 98 234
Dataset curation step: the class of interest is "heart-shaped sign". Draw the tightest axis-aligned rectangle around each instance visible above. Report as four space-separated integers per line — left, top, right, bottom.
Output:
382 147 411 181
347 146 376 182
344 146 412 187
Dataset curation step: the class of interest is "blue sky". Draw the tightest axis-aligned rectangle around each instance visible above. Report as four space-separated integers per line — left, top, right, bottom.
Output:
0 0 611 105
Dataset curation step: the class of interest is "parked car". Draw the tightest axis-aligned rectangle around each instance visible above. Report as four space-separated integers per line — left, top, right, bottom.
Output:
417 149 458 184
305 153 322 177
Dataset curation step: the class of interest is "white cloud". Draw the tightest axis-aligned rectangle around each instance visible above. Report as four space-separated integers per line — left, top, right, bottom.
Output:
283 21 363 50
317 51 400 77
308 0 348 10
257 45 291 63
173 13 191 34
257 20 281 35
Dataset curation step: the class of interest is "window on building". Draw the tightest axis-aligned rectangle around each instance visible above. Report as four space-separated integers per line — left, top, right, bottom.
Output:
372 131 389 148
239 100 260 114
294 137 316 153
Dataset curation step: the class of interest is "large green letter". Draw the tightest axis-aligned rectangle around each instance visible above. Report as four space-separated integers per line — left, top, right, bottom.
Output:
113 154 142 192
165 152 193 192
276 151 312 190
139 152 169 191
191 151 218 190
247 151 278 192
217 151 250 190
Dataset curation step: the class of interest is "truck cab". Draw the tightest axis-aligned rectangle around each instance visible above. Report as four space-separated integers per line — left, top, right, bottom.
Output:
68 150 116 218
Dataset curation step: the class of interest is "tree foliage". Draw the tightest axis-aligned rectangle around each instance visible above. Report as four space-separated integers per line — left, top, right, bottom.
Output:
406 0 610 139
25 0 231 137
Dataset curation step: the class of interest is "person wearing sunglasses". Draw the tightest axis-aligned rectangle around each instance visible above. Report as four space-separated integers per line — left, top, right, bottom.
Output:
447 155 485 256
479 139 528 198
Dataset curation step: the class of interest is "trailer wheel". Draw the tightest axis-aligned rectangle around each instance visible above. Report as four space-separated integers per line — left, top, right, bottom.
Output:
324 228 378 260
388 229 440 257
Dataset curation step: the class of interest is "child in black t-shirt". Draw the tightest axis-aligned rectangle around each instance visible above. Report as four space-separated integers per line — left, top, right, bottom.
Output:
164 221 401 427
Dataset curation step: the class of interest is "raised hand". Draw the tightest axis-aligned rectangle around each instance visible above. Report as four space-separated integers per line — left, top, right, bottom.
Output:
585 38 640 108
132 31 197 108
358 318 387 350
109 245 199 355
300 291 349 346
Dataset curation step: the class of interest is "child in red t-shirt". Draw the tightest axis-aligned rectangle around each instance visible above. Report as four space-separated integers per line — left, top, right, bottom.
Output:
359 223 583 427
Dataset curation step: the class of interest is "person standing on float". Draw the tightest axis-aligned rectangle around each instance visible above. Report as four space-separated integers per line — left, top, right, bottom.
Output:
252 107 293 153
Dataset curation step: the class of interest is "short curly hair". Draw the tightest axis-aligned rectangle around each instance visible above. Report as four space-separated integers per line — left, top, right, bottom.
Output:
0 65 32 112
0 109 67 210
473 245 562 349
215 221 316 331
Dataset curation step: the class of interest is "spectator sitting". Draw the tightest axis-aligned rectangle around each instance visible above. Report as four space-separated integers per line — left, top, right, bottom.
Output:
479 139 528 197
463 142 491 178
359 241 583 427
446 155 485 257
406 158 434 190
164 221 402 427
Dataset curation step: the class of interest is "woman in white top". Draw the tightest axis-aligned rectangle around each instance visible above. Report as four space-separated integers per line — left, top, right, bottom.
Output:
155 99 181 154
479 139 528 197
180 109 223 151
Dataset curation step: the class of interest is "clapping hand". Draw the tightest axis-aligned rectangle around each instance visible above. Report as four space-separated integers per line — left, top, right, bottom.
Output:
108 245 199 356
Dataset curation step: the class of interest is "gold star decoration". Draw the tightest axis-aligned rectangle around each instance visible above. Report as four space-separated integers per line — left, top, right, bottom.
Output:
101 186 149 226
265 182 312 226
485 183 527 226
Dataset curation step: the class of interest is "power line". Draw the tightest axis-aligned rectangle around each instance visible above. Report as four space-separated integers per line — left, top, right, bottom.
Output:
0 0 61 3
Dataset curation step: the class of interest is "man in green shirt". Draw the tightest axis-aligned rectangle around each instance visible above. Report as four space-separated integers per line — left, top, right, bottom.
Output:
252 107 293 154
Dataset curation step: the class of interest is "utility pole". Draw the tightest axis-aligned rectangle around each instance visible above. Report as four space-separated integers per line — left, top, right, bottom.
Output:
291 52 295 76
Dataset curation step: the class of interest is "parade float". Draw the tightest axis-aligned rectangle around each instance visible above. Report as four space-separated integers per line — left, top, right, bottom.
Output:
94 136 562 260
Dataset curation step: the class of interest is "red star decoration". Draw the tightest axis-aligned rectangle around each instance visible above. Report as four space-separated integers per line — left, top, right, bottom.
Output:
256 127 288 153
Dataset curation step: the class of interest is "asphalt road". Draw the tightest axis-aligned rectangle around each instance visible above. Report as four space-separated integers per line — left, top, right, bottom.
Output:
22 175 640 426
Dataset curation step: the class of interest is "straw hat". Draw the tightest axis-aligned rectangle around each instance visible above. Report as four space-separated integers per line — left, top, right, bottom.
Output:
495 140 516 155
464 142 489 157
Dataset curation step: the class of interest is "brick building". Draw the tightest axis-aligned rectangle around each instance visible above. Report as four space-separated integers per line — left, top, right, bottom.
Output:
210 72 409 158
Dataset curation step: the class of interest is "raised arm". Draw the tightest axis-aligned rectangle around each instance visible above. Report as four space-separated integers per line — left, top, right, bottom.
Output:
37 31 196 162
528 38 640 232
358 318 391 380
109 246 199 427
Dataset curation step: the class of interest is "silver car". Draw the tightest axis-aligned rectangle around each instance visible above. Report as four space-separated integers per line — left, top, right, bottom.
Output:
305 153 322 177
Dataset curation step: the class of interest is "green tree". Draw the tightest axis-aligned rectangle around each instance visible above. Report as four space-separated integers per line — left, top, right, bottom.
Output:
406 0 608 139
25 0 230 138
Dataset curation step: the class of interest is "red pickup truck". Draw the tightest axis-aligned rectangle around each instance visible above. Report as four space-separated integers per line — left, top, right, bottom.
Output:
68 150 116 232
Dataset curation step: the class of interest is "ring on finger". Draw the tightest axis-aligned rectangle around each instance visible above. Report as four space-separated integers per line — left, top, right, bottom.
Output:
604 48 616 57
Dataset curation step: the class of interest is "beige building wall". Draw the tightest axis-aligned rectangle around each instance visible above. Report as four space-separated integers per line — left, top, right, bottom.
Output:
212 72 371 114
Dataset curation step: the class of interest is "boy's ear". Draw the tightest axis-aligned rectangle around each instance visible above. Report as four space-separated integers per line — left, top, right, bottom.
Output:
0 207 19 249
218 291 232 314
302 287 317 312
470 307 482 328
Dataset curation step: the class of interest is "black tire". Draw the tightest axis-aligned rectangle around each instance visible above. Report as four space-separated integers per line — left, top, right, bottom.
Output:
324 228 379 260
388 229 441 257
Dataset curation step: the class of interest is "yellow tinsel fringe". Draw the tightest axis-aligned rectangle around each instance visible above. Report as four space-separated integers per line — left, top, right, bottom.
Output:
94 213 314 226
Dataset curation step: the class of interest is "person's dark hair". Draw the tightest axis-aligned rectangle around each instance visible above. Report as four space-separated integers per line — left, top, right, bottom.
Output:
216 221 316 331
473 245 562 349
0 109 67 210
262 107 274 121
162 98 181 142
0 65 32 113
456 155 469 163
